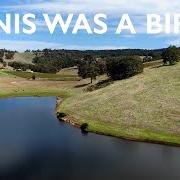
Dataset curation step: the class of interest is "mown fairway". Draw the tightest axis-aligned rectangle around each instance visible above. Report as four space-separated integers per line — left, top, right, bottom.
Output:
59 63 180 145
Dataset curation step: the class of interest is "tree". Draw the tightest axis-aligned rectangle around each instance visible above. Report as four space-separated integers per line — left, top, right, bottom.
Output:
78 55 99 83
162 46 179 65
97 59 107 75
106 56 143 80
87 63 99 83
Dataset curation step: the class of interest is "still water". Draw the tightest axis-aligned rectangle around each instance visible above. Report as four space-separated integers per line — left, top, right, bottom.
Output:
0 97 179 180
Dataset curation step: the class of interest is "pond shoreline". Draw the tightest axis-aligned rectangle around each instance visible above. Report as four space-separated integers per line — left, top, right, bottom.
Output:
0 96 179 147
56 98 180 147
56 114 180 147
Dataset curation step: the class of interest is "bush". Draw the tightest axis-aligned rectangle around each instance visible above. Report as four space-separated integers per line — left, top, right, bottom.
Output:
32 75 36 80
80 123 89 132
56 112 66 119
107 56 143 80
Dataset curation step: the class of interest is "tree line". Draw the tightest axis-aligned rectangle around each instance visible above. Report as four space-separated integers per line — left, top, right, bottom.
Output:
2 46 179 80
78 55 143 83
77 46 179 83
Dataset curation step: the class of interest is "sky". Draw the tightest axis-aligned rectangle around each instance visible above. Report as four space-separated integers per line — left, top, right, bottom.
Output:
0 0 180 51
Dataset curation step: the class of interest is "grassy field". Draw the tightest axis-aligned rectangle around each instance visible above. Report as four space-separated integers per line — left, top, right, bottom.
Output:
57 67 78 76
5 71 80 81
0 77 75 99
0 69 79 99
0 70 10 77
59 63 180 145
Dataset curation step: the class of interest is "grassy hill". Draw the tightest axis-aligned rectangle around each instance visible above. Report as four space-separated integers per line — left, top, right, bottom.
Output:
59 63 180 145
4 52 35 64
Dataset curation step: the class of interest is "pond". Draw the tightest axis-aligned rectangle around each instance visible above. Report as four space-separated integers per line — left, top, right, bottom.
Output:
0 97 179 180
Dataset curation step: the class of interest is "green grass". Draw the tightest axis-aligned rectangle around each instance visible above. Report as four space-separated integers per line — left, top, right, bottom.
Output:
59 63 180 145
0 70 13 77
0 69 76 100
0 88 73 100
5 71 80 81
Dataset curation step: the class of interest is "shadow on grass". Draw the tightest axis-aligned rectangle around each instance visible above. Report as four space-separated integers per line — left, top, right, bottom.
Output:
151 63 177 69
86 78 113 92
74 83 91 88
151 64 164 69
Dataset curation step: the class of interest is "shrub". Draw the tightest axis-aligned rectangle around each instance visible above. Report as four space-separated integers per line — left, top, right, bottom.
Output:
32 75 36 80
106 56 143 80
57 112 66 119
80 123 89 132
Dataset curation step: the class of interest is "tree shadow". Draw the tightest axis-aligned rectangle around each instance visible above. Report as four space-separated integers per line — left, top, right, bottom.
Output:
86 78 113 92
151 63 176 69
74 83 90 88
151 64 164 69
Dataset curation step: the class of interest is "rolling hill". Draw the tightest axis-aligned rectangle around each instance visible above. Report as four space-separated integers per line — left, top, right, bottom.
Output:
59 63 180 145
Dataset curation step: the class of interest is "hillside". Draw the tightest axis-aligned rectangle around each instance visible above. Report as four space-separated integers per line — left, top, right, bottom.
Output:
4 52 35 64
59 63 180 145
